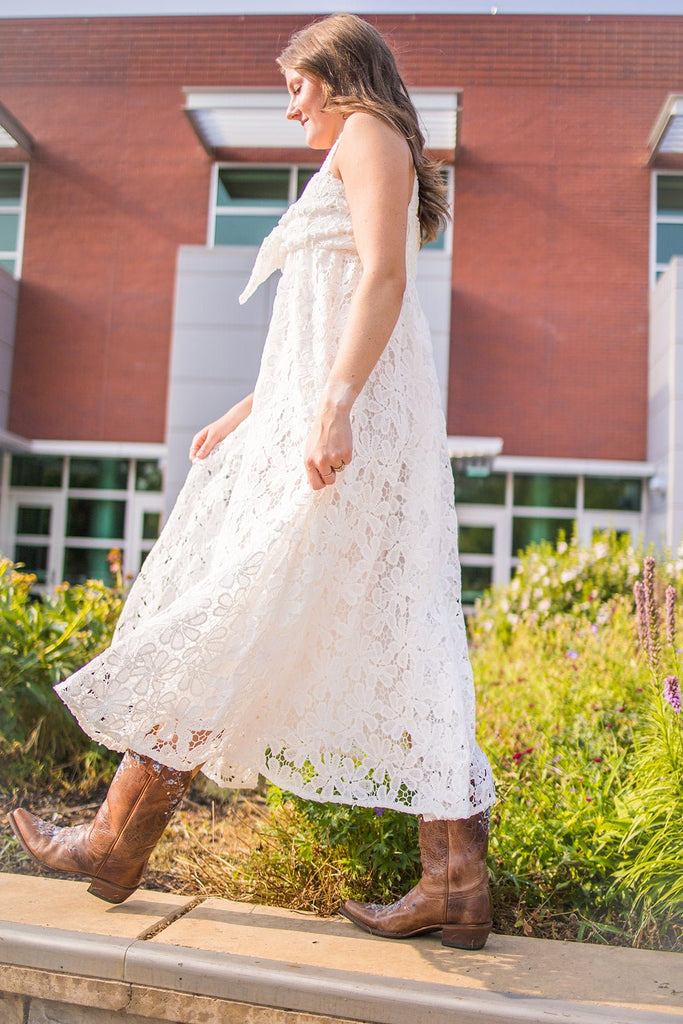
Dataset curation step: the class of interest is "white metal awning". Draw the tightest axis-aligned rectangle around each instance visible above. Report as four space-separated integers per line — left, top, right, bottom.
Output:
649 94 683 163
448 436 503 473
183 88 460 155
0 428 31 453
0 102 33 155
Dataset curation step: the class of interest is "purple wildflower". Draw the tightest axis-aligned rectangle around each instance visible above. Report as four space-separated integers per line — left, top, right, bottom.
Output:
567 650 579 659
665 585 676 644
642 557 661 672
633 580 647 649
663 676 681 714
373 807 385 817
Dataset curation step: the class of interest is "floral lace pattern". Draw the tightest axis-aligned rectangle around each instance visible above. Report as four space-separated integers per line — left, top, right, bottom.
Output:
56 147 495 820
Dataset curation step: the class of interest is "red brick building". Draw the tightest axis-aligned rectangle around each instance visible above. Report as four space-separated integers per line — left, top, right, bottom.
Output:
0 13 682 602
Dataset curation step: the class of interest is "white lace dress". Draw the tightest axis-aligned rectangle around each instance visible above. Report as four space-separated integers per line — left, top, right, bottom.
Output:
56 145 495 820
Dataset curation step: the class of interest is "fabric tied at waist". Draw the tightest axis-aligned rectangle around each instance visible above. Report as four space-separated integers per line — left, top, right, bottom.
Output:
238 225 286 305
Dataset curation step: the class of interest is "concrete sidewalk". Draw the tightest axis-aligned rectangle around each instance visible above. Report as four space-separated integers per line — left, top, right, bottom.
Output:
0 872 680 1024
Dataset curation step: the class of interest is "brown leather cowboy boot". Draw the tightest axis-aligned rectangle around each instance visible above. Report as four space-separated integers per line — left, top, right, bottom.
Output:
342 811 492 949
7 751 198 904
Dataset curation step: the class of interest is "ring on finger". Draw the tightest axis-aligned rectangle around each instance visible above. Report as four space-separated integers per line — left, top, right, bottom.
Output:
332 461 346 473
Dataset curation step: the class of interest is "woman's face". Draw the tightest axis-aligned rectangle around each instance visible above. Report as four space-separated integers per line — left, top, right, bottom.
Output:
284 69 344 150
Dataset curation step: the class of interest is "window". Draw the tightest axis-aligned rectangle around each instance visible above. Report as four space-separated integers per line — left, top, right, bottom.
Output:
453 470 506 505
11 454 63 487
422 168 452 252
653 174 683 284
5 453 165 586
0 165 27 276
211 163 454 252
461 565 493 606
69 457 129 490
512 516 575 554
212 165 316 247
452 463 645 606
514 474 577 508
584 477 641 512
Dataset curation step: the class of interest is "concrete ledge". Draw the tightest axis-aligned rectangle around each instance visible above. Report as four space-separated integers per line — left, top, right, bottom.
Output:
0 873 681 1024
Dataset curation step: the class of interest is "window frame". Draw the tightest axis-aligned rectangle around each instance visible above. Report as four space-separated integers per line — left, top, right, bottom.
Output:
208 161 455 254
0 162 28 278
651 169 683 290
208 163 317 248
453 463 647 608
0 447 165 588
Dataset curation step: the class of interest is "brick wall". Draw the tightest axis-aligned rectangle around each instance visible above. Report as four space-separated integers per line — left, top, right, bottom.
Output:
1 14 682 456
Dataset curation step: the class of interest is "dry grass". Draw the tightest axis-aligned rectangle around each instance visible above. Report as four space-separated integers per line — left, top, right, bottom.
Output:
3 776 680 951
180 798 368 917
0 776 262 896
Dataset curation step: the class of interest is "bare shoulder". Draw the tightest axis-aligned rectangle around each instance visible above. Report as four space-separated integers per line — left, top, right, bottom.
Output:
337 110 410 165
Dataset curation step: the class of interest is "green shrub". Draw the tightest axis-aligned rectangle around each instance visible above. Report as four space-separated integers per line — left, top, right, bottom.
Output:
0 557 122 772
223 533 681 949
470 530 642 646
609 558 683 923
197 788 421 916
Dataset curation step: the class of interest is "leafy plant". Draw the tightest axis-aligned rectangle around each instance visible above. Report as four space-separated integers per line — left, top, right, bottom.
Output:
0 558 123 772
190 533 681 950
608 557 683 926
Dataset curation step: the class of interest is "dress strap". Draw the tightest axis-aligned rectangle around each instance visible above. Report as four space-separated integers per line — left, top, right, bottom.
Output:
321 130 344 172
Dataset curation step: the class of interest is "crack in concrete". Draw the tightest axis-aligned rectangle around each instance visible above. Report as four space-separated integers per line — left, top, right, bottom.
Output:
135 896 206 942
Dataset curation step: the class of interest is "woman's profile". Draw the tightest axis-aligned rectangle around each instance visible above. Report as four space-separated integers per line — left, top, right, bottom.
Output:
9 13 495 950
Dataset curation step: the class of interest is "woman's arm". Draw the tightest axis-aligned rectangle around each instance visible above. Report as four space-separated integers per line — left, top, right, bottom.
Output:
189 392 254 460
304 112 414 490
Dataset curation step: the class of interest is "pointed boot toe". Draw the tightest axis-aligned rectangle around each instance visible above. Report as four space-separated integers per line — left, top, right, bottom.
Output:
341 899 381 933
7 751 197 904
341 813 493 948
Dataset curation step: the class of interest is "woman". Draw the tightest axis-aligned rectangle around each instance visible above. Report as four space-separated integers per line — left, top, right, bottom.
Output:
9 14 495 950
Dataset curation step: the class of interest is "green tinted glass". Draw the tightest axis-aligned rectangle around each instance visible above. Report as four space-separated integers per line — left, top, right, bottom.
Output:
0 212 19 250
423 230 446 252
461 564 492 604
135 460 163 492
66 499 125 539
0 168 22 205
63 547 120 584
514 474 577 508
512 517 575 555
0 257 14 273
214 213 282 246
142 511 161 540
453 469 506 505
656 222 683 265
584 477 642 512
69 458 129 490
217 168 289 206
14 544 48 583
657 176 683 216
11 455 63 487
459 525 494 555
16 506 51 535
296 168 317 196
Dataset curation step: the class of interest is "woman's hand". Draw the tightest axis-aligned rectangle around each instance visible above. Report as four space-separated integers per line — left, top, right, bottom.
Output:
304 384 353 490
189 393 254 461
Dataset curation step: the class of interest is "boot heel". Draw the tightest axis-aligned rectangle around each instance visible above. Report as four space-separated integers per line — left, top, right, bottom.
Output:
441 922 491 950
87 877 135 904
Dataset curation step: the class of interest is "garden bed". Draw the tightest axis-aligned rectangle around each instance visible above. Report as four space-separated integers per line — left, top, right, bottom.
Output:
1 536 681 952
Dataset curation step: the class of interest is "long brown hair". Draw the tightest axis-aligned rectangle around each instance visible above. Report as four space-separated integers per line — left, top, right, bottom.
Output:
277 14 450 245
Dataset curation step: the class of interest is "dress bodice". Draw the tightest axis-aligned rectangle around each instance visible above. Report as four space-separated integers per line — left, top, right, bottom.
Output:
239 149 420 305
